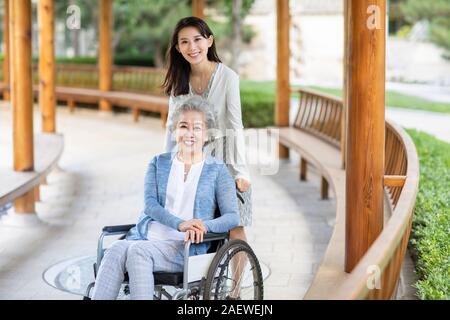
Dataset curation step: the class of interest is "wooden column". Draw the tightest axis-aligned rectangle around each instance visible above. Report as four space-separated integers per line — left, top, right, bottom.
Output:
12 0 35 214
192 0 205 19
276 0 290 159
2 0 10 101
99 0 112 111
345 0 386 272
38 0 56 133
342 0 348 169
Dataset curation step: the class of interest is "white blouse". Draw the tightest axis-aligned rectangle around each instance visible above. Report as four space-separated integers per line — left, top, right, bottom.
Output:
147 156 205 241
164 63 250 182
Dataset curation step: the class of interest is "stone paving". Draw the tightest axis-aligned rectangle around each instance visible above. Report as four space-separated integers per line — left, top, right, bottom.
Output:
0 102 335 300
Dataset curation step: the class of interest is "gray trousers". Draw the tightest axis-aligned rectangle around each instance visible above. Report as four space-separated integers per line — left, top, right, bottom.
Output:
91 239 184 300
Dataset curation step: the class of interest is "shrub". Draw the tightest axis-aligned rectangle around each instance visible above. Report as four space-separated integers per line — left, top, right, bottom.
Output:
240 81 275 128
406 129 450 300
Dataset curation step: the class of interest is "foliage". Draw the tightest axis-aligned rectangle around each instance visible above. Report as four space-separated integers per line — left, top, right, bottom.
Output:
240 80 275 128
400 0 450 52
209 0 256 43
113 0 191 67
406 129 450 300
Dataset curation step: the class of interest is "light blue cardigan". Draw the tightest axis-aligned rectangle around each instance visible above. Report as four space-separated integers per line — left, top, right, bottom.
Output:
126 152 240 256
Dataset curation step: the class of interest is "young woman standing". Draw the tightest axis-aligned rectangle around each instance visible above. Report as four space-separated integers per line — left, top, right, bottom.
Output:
163 16 251 245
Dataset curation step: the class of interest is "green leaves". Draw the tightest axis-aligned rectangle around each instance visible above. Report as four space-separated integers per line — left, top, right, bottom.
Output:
406 129 450 300
400 0 450 51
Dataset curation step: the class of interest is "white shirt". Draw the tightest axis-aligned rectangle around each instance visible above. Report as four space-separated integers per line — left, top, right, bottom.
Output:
165 63 250 182
147 156 205 241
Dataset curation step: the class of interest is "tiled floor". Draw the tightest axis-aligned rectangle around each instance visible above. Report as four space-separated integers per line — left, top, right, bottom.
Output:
0 103 335 299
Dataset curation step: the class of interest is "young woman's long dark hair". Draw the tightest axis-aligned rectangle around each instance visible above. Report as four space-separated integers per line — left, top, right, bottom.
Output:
162 16 221 97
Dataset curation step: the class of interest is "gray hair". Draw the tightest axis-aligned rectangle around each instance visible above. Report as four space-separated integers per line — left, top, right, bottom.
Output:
169 96 217 134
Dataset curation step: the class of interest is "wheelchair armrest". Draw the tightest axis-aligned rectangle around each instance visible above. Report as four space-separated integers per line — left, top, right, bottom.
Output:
203 232 229 242
95 224 136 276
102 224 136 234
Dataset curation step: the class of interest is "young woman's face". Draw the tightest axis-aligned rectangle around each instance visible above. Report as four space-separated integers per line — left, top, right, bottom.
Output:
176 26 213 65
175 110 208 156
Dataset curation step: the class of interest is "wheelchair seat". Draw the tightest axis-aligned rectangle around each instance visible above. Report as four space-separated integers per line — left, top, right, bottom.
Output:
123 271 184 286
121 236 225 287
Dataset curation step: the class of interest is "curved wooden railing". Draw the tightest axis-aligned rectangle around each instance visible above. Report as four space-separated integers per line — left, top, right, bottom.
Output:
335 119 419 299
0 64 166 96
294 88 343 149
294 88 419 299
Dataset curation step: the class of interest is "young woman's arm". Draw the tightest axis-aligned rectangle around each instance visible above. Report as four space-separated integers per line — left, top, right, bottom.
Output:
204 164 240 233
226 72 251 182
143 156 184 230
163 96 177 153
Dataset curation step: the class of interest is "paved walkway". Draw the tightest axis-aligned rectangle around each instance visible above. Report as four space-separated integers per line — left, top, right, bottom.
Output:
386 107 450 143
386 82 450 103
0 102 335 299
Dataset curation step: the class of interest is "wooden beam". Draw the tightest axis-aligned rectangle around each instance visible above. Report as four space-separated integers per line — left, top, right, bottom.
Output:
276 0 290 159
12 0 35 214
345 0 386 272
38 0 56 133
2 0 10 101
192 0 205 19
300 157 307 181
383 175 406 187
342 0 348 169
99 0 113 111
321 176 329 200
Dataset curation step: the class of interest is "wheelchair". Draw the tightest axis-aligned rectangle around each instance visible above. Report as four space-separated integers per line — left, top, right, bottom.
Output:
83 200 264 300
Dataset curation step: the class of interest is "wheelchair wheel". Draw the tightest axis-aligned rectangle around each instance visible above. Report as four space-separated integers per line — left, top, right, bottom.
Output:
203 240 263 300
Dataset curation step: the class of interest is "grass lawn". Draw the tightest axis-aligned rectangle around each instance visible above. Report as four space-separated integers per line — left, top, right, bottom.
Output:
239 80 450 114
306 86 450 114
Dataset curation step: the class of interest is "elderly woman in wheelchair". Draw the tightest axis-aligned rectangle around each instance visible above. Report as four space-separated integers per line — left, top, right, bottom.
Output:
86 96 263 300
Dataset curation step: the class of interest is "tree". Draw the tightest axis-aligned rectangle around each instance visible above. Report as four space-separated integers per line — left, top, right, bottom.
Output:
113 0 191 67
207 0 255 70
54 0 98 56
400 0 450 52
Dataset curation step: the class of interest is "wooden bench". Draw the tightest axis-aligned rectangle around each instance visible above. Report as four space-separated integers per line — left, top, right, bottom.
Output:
43 87 169 127
1 67 169 127
0 133 64 208
271 88 419 299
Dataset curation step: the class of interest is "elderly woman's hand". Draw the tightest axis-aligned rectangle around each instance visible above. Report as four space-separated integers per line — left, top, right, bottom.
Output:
178 219 207 243
185 228 205 243
235 178 250 193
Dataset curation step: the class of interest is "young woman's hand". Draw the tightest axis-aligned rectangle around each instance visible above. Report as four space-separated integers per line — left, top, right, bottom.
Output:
235 178 250 192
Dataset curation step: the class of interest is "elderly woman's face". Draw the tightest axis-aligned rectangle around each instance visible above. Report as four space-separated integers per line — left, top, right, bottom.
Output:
175 110 207 156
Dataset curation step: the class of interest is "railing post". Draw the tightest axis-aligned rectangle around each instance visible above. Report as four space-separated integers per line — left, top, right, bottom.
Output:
12 0 36 215
99 0 113 112
38 0 56 133
276 0 290 159
192 0 205 19
2 0 11 101
345 0 386 272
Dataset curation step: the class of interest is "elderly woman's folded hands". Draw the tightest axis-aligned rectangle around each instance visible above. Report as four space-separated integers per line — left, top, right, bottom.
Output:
178 219 207 243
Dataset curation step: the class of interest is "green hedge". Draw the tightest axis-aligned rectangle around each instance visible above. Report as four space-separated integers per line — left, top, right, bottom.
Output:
406 129 450 300
240 80 275 128
16 55 156 66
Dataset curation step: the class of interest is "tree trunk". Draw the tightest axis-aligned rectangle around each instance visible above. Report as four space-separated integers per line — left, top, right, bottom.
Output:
154 41 164 68
230 0 242 73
